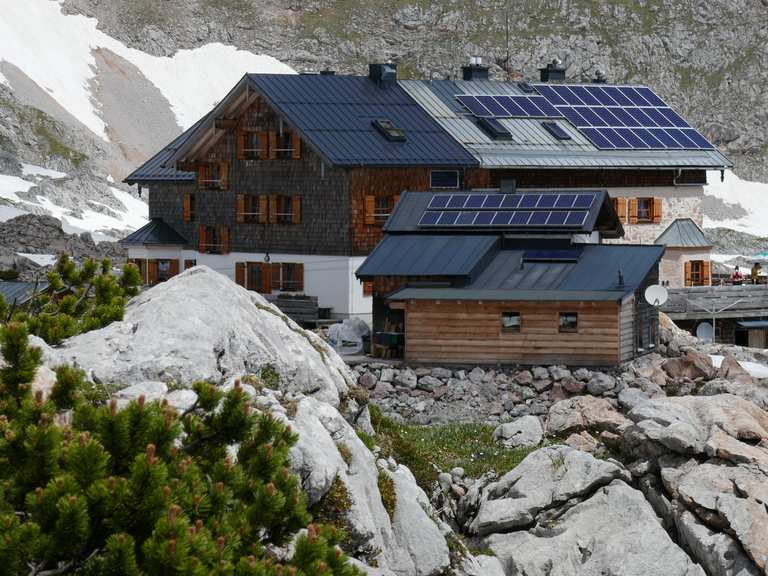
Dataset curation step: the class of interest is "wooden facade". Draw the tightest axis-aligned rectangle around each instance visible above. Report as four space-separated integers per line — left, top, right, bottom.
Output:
401 300 623 366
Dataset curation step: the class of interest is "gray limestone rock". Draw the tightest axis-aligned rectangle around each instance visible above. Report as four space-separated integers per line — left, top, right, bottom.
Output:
491 415 543 449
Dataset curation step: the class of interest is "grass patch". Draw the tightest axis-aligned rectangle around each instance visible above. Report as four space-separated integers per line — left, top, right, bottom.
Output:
310 475 352 546
377 471 396 521
356 430 375 451
337 442 353 466
32 110 87 168
369 405 536 489
259 364 280 388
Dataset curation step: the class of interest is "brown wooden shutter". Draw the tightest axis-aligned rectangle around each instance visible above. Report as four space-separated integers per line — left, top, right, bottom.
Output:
184 259 196 270
169 259 179 277
219 161 229 190
235 193 245 223
652 197 663 224
147 260 158 284
196 164 206 189
268 132 278 159
258 195 269 224
235 262 246 287
628 198 639 224
702 260 711 286
363 281 373 297
236 128 245 160
364 195 376 225
268 195 278 224
198 225 207 253
291 196 301 224
260 262 272 294
183 193 191 222
291 132 301 159
258 132 269 159
296 263 304 292
684 261 693 287
220 226 230 254
613 197 627 222
271 262 282 290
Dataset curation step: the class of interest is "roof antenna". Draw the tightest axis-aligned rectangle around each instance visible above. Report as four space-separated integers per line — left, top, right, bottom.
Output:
720 169 725 182
617 267 625 287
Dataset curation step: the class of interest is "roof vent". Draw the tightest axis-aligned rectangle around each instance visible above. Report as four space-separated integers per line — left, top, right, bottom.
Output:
462 56 490 81
320 68 336 76
539 58 566 83
369 63 397 88
517 81 536 93
592 69 607 84
501 179 517 194
372 119 406 142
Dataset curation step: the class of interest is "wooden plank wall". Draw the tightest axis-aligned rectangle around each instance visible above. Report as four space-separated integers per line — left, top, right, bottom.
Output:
404 300 621 366
619 296 636 362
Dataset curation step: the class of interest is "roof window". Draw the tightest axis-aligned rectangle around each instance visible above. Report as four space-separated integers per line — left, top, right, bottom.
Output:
541 121 572 140
478 117 513 140
372 119 406 142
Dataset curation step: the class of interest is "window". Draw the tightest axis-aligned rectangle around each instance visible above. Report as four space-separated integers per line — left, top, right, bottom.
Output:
559 312 578 333
183 192 196 222
430 170 460 189
248 263 265 292
374 196 394 221
199 225 230 254
280 263 304 291
276 195 295 224
637 198 653 223
363 281 373 297
690 260 703 285
184 259 196 270
685 260 710 287
372 119 406 142
243 194 261 223
541 121 571 140
240 131 263 160
501 311 521 332
275 129 297 159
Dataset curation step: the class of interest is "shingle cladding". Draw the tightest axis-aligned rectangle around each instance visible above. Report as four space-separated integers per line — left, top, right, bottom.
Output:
246 74 477 167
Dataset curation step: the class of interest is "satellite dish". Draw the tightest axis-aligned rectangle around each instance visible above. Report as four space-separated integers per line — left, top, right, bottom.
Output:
696 322 714 342
644 284 669 307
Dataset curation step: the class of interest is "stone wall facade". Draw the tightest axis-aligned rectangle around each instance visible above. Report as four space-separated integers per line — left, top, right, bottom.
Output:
660 247 712 288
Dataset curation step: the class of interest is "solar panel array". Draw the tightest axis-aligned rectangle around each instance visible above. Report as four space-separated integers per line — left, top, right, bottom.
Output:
455 84 715 151
418 192 595 229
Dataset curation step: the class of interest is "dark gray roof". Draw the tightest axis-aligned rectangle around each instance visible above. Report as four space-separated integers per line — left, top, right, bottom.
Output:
121 218 188 246
655 218 711 248
0 281 48 304
663 284 768 320
385 243 664 302
738 320 768 329
356 234 498 277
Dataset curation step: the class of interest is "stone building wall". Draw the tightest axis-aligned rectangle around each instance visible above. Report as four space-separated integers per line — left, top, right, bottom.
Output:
660 246 712 288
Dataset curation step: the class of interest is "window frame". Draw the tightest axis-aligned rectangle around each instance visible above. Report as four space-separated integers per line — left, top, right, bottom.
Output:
558 312 579 333
274 128 296 159
243 194 261 223
636 197 653 223
430 169 461 189
275 195 294 224
501 311 522 333
198 163 221 189
279 262 304 292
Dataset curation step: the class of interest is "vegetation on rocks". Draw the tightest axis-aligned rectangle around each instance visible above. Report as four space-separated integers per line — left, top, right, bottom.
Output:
1 254 141 345
376 472 396 521
0 323 362 575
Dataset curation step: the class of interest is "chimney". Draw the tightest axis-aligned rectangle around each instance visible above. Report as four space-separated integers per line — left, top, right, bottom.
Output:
462 56 490 81
369 62 397 88
592 69 607 84
539 58 566 83
320 68 336 76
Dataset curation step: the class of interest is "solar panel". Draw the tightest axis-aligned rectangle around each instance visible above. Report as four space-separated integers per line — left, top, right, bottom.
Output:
573 194 595 208
475 212 494 225
586 86 619 106
565 211 588 226
456 211 478 225
533 84 568 106
547 211 568 225
569 85 601 106
417 209 592 229
456 95 492 117
557 106 589 127
464 195 485 209
516 97 547 117
529 211 549 225
419 211 441 226
518 194 540 208
492 211 514 225
501 194 522 208
428 195 451 209
554 194 577 208
447 194 469 208
550 85 583 105
438 211 459 225
599 128 632 148
495 95 527 116
476 95 509 116
536 194 558 208
483 194 504 208
510 211 532 225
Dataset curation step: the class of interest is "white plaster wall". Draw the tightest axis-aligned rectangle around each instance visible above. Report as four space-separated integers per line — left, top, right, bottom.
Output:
127 247 373 320
660 247 711 288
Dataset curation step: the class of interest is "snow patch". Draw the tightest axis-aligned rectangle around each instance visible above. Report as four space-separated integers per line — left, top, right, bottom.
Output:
109 187 148 229
0 205 27 222
0 0 294 139
17 253 57 267
704 170 768 237
21 163 68 179
710 355 768 378
0 174 36 202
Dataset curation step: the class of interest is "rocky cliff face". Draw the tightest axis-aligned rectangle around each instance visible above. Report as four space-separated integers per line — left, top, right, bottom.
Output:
61 0 768 181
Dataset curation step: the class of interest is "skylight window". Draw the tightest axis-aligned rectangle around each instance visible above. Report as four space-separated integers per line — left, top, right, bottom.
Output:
372 119 406 142
478 117 513 140
541 121 572 140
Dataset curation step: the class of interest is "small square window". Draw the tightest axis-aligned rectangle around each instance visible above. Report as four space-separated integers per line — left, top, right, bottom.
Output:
637 198 653 223
372 119 406 142
430 170 460 189
559 312 578 333
501 311 521 332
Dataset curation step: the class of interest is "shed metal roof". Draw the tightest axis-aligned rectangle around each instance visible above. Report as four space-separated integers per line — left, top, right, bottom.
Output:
0 281 48 304
386 243 664 302
120 218 188 246
655 218 711 248
400 79 732 170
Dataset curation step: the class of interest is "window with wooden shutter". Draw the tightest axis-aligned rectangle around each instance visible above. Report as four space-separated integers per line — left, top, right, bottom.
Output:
364 195 376 225
271 263 282 290
268 195 278 223
652 198 663 223
184 259 196 270
198 225 207 253
235 194 245 223
258 196 269 224
183 193 194 222
268 132 278 159
613 197 627 222
219 226 230 254
147 260 159 285
684 261 693 287
196 164 207 189
702 260 711 286
235 262 246 287
291 196 302 224
246 262 269 293
261 262 272 294
280 263 303 291
291 132 301 159
363 281 373 297
219 162 229 190
294 263 304 292
169 260 179 277
258 132 269 159
236 128 246 160
628 198 639 224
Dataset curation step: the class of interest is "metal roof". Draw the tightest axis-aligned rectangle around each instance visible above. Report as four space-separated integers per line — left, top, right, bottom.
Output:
386 243 664 302
356 234 498 277
400 79 732 170
738 320 768 329
245 74 477 167
663 284 768 320
0 281 48 304
120 218 188 246
655 218 711 248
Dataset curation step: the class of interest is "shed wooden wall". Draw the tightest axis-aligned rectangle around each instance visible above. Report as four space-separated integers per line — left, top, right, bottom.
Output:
403 300 621 366
619 296 636 362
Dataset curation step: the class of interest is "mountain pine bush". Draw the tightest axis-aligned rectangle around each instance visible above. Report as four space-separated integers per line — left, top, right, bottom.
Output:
1 254 142 345
0 323 362 575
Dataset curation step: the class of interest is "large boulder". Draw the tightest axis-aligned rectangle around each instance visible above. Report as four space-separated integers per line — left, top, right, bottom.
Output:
469 446 628 536
46 266 353 405
546 396 631 436
486 481 705 576
492 415 543 449
699 378 768 411
662 350 715 381
328 317 370 354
